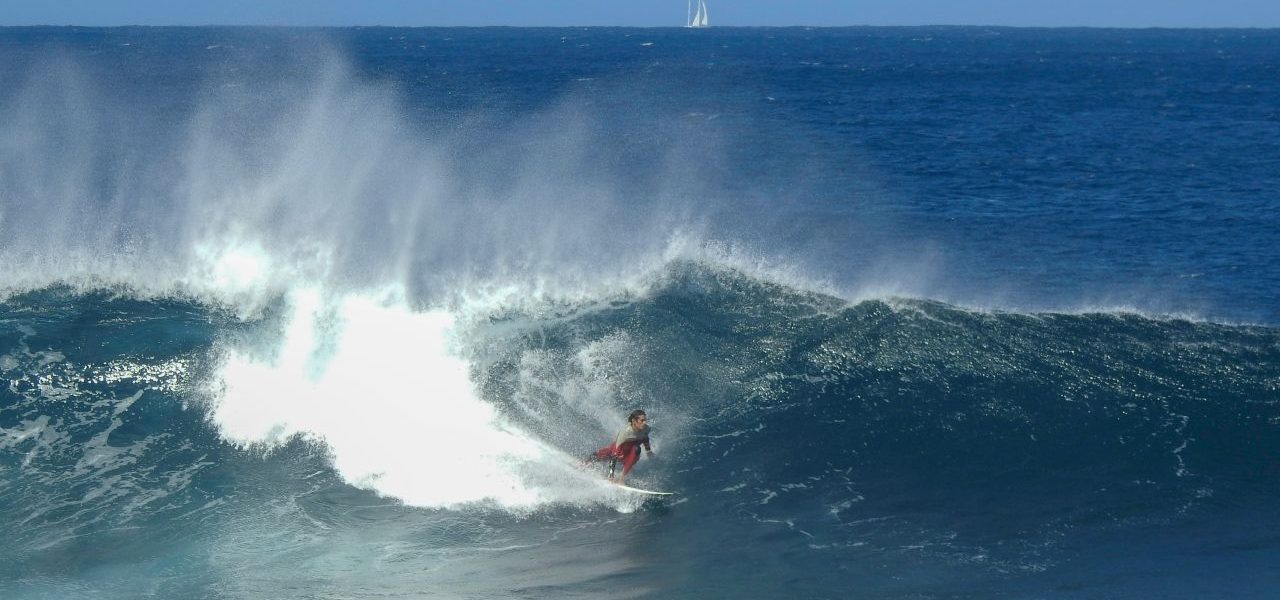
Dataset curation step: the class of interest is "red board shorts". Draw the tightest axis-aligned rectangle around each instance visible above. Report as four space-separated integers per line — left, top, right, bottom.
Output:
594 440 644 476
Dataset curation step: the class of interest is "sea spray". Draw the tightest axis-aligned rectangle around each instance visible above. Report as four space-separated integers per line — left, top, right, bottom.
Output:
0 46 711 315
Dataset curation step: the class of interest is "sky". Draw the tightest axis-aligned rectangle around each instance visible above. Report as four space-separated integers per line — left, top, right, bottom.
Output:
3 0 1279 28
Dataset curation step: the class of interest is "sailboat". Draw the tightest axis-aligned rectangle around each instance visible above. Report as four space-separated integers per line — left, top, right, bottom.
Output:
686 0 710 28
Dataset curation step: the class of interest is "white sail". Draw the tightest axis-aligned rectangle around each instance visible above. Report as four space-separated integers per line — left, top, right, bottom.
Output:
689 0 710 28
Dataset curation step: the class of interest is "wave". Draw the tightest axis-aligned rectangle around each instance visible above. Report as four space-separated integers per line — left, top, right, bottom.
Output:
3 261 1279 599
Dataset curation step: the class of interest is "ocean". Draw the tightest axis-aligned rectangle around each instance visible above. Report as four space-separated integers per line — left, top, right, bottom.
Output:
1 26 1278 599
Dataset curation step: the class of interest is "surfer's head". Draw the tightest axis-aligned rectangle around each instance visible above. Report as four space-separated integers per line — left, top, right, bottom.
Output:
628 409 647 427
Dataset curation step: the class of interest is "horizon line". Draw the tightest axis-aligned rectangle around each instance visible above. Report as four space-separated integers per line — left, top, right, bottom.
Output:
4 23 1280 30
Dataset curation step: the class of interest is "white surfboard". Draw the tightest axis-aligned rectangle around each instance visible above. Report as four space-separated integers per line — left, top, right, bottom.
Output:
613 483 674 496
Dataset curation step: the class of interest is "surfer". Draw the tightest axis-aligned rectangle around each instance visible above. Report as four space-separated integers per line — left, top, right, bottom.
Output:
588 409 653 483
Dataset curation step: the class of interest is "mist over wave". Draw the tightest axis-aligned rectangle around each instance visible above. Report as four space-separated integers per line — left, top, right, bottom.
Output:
0 41 730 317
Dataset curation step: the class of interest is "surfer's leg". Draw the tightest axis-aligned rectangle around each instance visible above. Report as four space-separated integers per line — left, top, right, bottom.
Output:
584 445 617 469
589 445 615 463
619 444 641 478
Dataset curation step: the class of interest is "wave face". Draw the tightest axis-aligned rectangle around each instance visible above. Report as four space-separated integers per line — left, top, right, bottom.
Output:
2 26 1280 599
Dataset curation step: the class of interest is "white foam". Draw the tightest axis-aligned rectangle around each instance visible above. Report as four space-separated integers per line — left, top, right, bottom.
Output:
209 288 637 509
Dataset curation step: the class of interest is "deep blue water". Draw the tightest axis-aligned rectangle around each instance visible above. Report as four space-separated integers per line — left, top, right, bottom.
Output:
1 27 1279 599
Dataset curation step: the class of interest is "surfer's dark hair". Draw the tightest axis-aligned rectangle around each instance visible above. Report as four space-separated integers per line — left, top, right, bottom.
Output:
628 409 647 423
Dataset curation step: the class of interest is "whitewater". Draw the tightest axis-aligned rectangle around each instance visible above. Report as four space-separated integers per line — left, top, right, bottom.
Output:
2 26 1279 599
